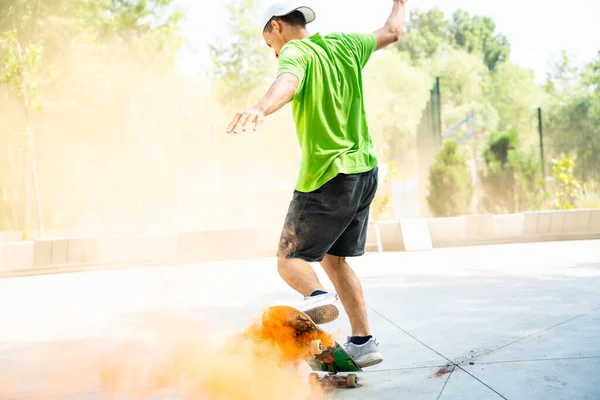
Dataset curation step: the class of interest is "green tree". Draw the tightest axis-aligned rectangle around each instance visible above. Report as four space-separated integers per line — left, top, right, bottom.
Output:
544 97 600 183
396 8 511 71
427 139 474 217
485 61 546 147
396 8 451 60
449 9 510 71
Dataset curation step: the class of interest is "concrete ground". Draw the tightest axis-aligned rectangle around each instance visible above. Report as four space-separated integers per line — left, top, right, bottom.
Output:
0 239 599 399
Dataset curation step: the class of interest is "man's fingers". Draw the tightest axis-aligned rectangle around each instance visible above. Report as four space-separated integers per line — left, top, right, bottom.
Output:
242 113 259 132
226 109 265 134
234 111 251 133
253 114 264 130
226 112 242 133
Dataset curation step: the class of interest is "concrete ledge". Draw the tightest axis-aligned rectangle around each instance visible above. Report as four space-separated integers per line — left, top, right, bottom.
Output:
428 217 467 247
0 242 35 272
466 214 494 241
0 231 22 242
537 211 552 234
67 238 101 264
524 212 539 235
377 221 404 251
400 219 433 251
1 209 599 277
591 210 600 233
493 214 525 238
34 239 52 266
550 211 566 234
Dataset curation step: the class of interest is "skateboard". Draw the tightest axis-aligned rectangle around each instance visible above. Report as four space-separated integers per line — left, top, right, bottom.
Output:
261 305 363 388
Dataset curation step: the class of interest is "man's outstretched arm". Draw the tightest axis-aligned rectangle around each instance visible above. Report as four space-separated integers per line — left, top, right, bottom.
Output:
226 72 299 134
373 0 408 51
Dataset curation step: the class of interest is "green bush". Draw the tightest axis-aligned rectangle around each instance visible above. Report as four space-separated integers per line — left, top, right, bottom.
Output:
551 156 582 209
479 130 545 213
427 140 474 217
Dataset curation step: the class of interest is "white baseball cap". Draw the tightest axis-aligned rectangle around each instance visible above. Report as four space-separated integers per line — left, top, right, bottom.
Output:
261 1 316 31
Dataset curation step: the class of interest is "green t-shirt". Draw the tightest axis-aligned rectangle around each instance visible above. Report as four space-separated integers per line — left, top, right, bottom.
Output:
277 32 379 193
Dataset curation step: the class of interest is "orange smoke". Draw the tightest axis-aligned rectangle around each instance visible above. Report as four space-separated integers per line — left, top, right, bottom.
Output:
0 311 335 400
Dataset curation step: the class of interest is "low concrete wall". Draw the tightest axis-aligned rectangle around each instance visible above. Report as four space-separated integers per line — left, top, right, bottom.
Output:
427 216 467 246
493 214 525 238
0 242 34 272
424 209 600 248
0 231 22 242
370 209 600 250
1 210 599 277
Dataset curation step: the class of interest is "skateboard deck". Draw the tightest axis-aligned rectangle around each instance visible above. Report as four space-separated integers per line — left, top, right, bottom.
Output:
261 305 363 388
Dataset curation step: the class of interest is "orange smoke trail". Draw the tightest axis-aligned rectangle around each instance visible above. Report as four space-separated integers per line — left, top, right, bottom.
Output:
0 311 335 400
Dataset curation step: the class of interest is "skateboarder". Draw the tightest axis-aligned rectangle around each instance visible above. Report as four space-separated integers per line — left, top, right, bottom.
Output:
226 0 407 368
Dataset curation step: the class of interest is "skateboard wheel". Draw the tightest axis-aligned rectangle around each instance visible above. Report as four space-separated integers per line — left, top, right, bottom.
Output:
308 373 319 385
347 374 358 388
311 339 323 355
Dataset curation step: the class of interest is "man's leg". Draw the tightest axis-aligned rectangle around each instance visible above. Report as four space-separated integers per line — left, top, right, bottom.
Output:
319 254 369 336
277 256 325 296
319 166 383 367
276 188 352 324
277 256 340 323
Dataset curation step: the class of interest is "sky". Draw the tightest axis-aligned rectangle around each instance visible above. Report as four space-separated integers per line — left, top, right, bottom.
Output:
173 0 599 84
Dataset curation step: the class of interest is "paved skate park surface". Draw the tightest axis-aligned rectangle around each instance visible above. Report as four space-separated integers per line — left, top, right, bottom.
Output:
1 239 599 399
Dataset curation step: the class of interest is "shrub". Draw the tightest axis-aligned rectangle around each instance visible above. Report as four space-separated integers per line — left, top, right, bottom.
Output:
479 130 544 213
427 140 474 217
551 155 582 209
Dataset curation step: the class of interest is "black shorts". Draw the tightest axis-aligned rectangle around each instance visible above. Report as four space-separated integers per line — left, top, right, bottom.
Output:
278 166 379 262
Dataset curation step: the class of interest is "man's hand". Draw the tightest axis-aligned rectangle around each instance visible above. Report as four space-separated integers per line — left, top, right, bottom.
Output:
224 72 299 135
226 107 265 134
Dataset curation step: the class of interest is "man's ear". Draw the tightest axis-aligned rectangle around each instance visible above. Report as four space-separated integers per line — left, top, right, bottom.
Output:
271 20 281 33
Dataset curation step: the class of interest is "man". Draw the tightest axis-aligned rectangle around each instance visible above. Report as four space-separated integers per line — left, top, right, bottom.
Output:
226 0 407 367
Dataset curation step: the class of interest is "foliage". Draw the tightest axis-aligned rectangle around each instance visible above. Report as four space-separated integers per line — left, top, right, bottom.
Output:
583 50 600 94
543 51 600 184
427 140 474 217
396 8 510 71
551 156 582 209
479 130 544 213
415 46 541 153
485 61 545 144
421 47 493 134
0 31 43 109
450 10 510 72
395 8 450 61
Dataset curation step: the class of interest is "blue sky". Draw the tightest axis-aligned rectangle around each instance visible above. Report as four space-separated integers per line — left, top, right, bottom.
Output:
174 0 599 84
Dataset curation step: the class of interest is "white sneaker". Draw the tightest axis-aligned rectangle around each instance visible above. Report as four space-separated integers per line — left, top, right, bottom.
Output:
296 292 340 324
343 337 383 368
